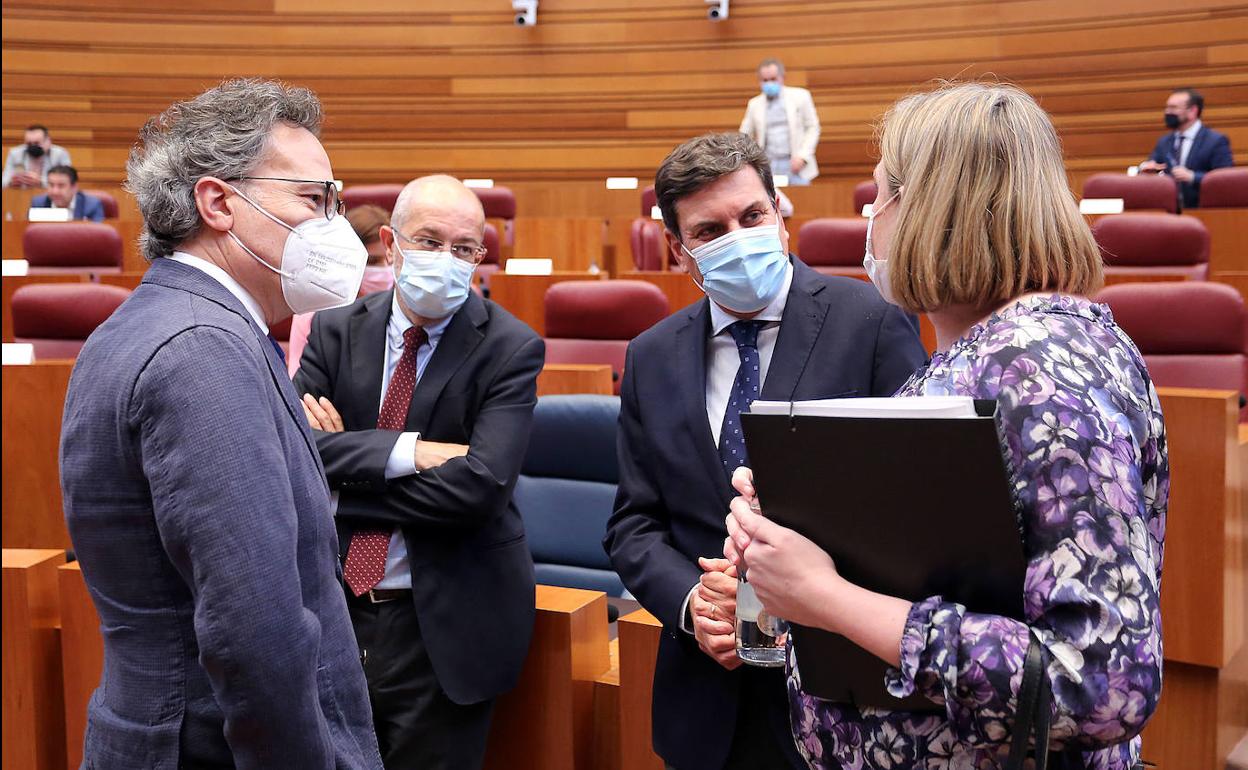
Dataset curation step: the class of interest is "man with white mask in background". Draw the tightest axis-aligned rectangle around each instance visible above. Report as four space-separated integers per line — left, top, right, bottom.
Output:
60 78 383 769
603 132 925 770
295 174 544 770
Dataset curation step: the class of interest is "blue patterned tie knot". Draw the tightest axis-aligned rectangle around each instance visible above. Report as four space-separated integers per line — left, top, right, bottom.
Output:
718 320 766 479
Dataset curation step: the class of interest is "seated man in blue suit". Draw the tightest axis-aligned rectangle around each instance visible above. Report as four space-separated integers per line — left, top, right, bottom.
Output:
59 79 382 769
28 164 105 221
1139 87 1233 209
603 132 928 770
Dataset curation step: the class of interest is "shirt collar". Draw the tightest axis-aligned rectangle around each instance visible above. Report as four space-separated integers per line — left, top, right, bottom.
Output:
388 290 454 348
1180 119 1202 141
708 259 794 336
49 193 77 210
167 251 268 334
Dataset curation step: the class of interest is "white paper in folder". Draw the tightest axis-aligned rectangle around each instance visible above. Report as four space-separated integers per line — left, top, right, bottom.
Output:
749 396 978 419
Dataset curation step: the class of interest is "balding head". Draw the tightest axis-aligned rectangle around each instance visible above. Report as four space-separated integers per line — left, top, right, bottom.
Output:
391 174 485 235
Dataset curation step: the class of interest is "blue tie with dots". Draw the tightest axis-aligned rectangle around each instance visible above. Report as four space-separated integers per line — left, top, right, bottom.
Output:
718 320 766 480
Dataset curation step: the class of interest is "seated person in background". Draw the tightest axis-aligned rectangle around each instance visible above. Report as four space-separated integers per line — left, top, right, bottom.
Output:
29 165 105 221
603 131 925 770
287 202 395 376
739 58 821 187
724 82 1166 770
1138 87 1233 209
3 124 72 188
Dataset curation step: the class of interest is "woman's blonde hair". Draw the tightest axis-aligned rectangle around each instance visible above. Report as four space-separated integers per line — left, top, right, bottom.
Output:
877 82 1102 313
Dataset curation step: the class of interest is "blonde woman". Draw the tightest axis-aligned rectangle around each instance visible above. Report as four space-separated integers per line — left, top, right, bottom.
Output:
723 83 1165 770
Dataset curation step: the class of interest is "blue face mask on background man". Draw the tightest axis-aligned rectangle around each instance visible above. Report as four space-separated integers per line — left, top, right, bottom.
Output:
761 81 782 99
682 218 788 314
394 246 476 320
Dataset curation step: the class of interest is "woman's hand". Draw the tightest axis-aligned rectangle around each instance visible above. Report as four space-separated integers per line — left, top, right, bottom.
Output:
724 497 842 630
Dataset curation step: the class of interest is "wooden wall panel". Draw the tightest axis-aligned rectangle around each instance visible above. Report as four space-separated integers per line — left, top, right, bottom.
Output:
3 0 1244 196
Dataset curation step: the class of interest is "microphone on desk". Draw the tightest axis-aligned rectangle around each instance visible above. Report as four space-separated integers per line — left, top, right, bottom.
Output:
607 603 620 623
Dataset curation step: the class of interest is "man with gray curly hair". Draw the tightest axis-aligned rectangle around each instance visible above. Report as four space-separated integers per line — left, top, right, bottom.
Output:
59 78 382 769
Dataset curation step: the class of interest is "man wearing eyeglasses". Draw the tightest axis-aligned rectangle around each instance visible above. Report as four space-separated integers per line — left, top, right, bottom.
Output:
60 80 383 768
293 175 544 770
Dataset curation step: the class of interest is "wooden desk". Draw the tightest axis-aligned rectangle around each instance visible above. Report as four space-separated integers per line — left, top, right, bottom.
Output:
2 361 74 550
618 271 702 314
58 562 101 770
1128 388 1245 769
616 608 663 770
3 548 67 770
1188 208 1248 300
488 271 606 336
537 364 613 397
97 271 147 292
2 273 88 342
1 220 145 272
511 217 607 272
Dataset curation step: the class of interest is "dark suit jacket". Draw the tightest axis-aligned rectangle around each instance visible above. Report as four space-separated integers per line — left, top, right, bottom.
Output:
30 191 105 221
60 258 382 769
603 258 928 770
1148 124 1234 208
294 289 543 705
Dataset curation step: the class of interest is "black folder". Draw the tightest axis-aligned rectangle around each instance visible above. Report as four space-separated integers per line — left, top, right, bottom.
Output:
740 399 1025 712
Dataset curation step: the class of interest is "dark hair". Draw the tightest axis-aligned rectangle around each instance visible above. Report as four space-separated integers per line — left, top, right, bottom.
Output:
48 165 78 185
654 132 776 241
1172 87 1204 117
758 58 785 76
26 124 49 136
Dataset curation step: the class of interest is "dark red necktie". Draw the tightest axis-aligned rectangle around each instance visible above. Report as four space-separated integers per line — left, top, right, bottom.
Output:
343 326 428 596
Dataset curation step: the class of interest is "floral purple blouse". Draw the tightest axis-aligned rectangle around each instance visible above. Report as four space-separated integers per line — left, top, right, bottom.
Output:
789 295 1168 769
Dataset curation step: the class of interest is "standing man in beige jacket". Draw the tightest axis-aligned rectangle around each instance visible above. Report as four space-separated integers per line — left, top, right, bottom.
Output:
739 58 821 186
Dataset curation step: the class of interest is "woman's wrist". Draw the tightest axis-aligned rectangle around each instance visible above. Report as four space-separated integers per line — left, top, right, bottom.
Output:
809 570 851 635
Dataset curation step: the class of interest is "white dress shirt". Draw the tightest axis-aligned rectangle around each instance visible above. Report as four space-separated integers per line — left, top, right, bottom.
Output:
1176 119 1202 168
167 251 268 334
372 291 454 589
681 260 794 633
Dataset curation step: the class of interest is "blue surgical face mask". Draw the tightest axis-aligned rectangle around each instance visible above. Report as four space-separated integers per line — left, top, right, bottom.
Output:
761 81 782 99
395 247 476 319
682 219 788 314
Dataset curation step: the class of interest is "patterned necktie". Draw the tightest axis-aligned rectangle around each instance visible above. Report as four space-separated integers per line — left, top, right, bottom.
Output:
718 320 766 480
343 325 428 596
1172 133 1184 164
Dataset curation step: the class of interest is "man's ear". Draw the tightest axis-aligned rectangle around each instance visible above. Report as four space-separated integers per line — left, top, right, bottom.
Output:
194 177 235 233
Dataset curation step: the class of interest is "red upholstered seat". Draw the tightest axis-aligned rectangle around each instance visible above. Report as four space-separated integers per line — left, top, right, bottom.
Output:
23 222 124 272
853 181 878 215
477 223 502 290
82 189 120 218
1095 281 1247 421
544 280 670 394
797 218 869 278
472 186 516 220
341 184 401 213
12 282 131 359
641 186 657 218
1092 213 1209 281
629 217 668 271
1199 167 1248 208
1082 173 1178 213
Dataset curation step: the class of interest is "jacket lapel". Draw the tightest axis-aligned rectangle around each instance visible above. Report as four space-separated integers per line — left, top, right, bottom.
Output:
761 259 830 402
675 300 732 503
347 291 391 427
1187 126 1208 167
405 292 487 431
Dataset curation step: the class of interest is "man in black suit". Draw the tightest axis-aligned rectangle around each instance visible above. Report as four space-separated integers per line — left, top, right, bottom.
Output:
1139 87 1234 209
603 133 927 770
295 174 543 770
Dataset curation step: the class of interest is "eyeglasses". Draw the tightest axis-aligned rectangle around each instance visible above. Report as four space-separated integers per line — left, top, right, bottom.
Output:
229 176 344 220
392 229 487 265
